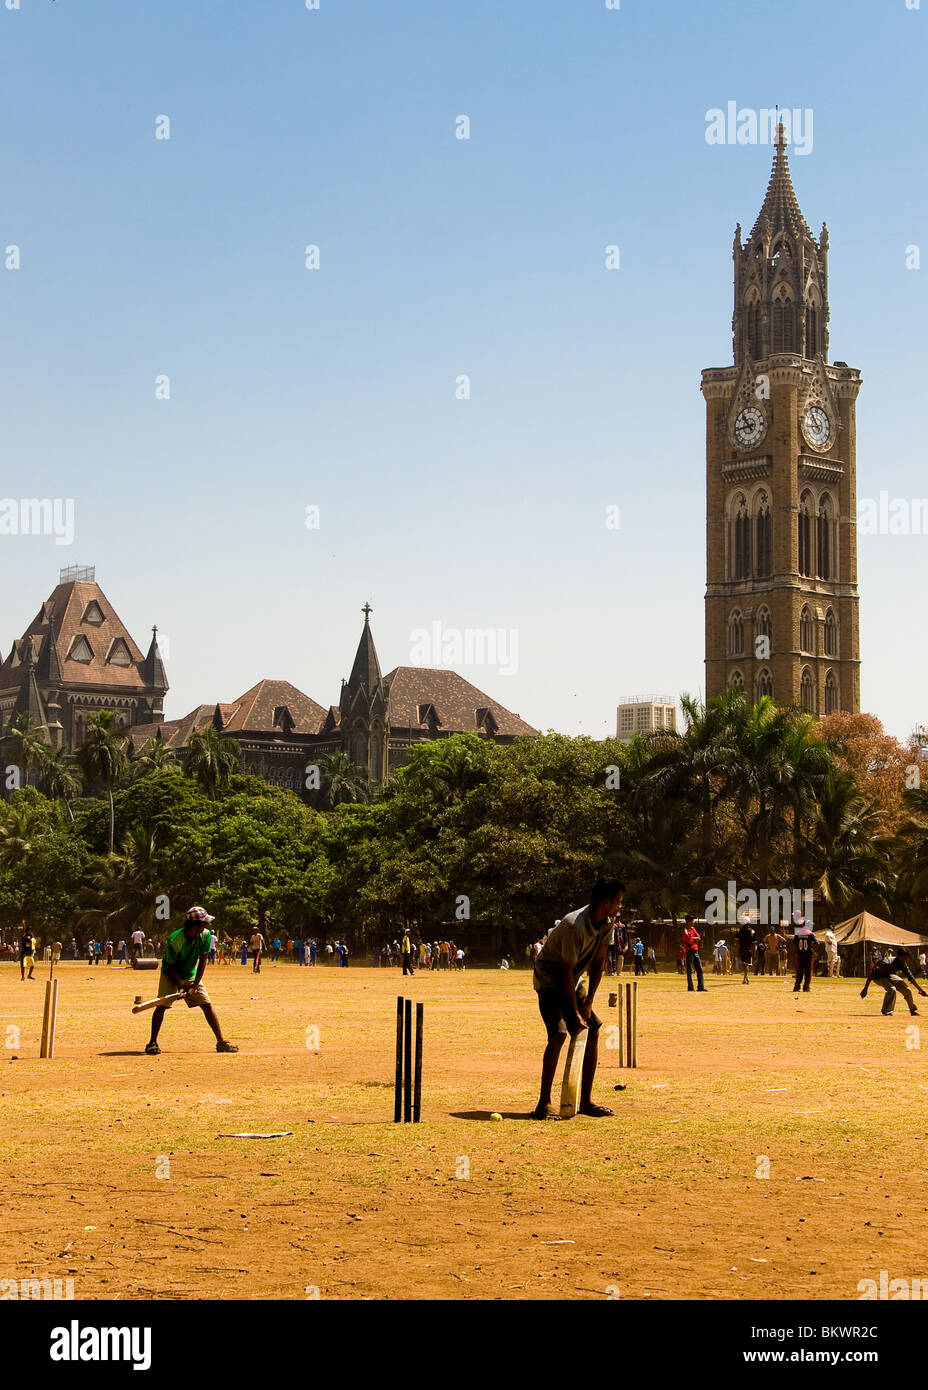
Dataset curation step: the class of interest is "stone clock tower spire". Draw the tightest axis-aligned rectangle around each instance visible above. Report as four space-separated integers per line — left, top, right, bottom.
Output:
702 124 861 715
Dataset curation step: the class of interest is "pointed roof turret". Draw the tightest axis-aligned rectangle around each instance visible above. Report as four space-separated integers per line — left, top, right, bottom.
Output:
35 619 63 684
345 602 383 698
732 123 829 365
749 122 813 244
143 625 169 693
13 637 50 739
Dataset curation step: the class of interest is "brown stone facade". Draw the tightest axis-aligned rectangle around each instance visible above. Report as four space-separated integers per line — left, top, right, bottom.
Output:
703 128 861 714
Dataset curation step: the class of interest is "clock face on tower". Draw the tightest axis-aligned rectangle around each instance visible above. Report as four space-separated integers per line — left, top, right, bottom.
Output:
732 406 767 450
803 405 832 450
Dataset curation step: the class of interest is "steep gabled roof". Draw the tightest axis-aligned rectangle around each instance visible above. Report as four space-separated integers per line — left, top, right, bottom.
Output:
382 666 538 738
214 680 326 735
0 580 158 693
128 705 216 752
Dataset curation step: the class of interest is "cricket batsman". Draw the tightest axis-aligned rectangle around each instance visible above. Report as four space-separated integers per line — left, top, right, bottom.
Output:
531 877 625 1120
145 906 238 1055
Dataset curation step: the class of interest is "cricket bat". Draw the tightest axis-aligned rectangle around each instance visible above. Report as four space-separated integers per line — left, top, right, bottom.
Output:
559 1028 588 1119
131 990 185 1013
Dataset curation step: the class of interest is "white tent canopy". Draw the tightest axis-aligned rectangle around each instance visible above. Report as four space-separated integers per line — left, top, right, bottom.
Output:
815 911 928 949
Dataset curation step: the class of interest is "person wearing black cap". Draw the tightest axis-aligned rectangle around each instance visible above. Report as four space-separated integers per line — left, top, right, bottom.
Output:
791 911 816 993
860 946 928 1017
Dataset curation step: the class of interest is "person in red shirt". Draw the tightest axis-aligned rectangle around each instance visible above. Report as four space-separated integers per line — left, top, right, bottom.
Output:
682 915 706 992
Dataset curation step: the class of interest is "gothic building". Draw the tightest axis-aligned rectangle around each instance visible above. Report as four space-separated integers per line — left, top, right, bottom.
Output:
703 125 861 714
0 566 168 749
128 604 537 790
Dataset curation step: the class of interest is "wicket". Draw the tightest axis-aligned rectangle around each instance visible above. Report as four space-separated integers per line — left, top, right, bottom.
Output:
616 980 638 1067
394 996 424 1123
40 959 59 1059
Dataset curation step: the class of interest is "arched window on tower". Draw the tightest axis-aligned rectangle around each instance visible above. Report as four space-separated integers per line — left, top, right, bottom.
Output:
771 285 796 352
824 669 839 714
798 492 813 576
755 606 772 660
744 286 762 359
733 495 751 579
727 609 744 657
755 668 773 701
371 727 383 782
800 666 816 713
805 287 822 358
817 495 833 580
799 605 815 654
349 729 367 768
755 493 772 577
824 608 838 658
728 670 744 692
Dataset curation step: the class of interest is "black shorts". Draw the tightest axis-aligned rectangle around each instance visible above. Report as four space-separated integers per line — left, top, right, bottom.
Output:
537 986 602 1041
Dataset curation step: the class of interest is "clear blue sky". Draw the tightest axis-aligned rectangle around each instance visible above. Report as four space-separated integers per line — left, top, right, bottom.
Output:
1 0 925 739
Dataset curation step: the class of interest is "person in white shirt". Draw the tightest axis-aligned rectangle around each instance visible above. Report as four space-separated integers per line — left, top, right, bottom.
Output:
823 928 839 977
130 928 146 961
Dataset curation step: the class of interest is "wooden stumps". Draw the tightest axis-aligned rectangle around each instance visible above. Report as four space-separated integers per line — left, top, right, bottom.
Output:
40 976 59 1059
413 1002 424 1122
617 980 638 1068
395 996 424 1123
394 995 403 1123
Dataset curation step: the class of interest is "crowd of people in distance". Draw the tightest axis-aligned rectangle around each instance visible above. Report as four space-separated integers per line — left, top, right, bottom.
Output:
216 932 350 971
372 936 466 974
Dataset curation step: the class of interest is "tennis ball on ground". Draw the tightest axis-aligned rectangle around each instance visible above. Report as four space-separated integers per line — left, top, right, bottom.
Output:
490 1112 502 1121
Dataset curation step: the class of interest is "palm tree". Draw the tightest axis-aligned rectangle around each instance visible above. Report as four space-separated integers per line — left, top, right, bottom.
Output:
0 801 49 870
131 736 177 774
621 796 705 923
638 689 745 859
781 716 833 884
185 726 241 800
35 748 82 821
309 751 370 811
76 710 130 852
396 737 488 806
803 768 889 919
727 699 830 890
2 712 49 790
891 785 928 915
76 826 171 939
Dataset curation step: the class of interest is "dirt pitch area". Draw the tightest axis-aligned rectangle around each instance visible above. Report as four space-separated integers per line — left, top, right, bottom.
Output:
1 960 925 1301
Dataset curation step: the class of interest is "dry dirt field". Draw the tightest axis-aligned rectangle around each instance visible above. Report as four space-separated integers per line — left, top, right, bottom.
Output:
1 959 925 1301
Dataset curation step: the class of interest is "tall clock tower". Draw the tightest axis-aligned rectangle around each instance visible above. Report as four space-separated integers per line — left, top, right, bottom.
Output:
702 124 861 715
